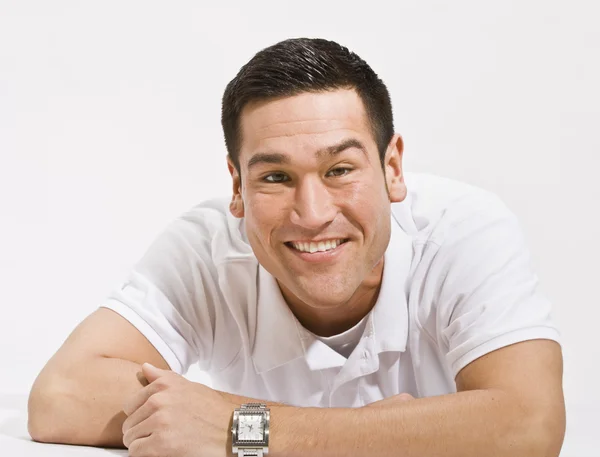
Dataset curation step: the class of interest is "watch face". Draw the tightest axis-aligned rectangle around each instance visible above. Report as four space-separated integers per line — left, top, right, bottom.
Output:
237 414 265 441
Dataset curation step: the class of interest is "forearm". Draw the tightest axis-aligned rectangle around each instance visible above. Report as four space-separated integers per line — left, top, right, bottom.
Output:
268 389 558 457
28 355 144 448
218 389 288 408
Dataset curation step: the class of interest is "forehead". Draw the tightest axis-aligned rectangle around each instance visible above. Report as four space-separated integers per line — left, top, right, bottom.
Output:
238 89 374 162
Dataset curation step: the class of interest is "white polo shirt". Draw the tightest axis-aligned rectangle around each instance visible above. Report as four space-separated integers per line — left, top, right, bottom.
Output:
100 171 561 407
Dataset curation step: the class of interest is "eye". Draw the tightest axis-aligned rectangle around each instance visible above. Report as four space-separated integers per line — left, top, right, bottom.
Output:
263 172 289 183
327 167 352 177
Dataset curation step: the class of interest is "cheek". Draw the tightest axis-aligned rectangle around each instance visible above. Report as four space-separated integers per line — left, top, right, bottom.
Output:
245 198 284 244
344 171 387 199
245 196 269 225
341 183 389 235
343 179 387 209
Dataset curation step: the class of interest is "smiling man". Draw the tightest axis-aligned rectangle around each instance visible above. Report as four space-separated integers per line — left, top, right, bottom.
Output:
28 38 565 457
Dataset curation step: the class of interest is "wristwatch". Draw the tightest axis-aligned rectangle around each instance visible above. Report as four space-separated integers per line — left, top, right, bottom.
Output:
231 403 270 457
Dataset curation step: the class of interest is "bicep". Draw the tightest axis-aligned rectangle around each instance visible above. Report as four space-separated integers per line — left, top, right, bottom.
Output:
456 338 562 391
49 307 170 378
455 339 565 433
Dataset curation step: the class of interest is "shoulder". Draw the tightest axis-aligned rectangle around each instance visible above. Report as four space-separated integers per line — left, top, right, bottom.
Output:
132 196 256 291
163 197 255 265
401 175 543 355
394 172 514 246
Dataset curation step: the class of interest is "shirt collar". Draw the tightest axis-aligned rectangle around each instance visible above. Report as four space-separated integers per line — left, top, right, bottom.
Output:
252 207 414 374
252 263 306 374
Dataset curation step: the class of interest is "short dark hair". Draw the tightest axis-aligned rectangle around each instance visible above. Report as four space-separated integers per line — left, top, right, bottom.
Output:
221 37 394 173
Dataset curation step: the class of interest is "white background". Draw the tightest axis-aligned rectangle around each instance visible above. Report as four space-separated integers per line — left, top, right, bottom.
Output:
0 0 598 454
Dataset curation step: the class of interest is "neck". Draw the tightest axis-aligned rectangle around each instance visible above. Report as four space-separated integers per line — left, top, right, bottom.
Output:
278 258 384 337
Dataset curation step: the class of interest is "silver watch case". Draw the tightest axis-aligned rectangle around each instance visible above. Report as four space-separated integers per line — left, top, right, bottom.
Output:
231 404 270 455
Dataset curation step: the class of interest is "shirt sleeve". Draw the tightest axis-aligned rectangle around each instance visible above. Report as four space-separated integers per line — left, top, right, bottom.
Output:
100 216 218 375
434 194 562 378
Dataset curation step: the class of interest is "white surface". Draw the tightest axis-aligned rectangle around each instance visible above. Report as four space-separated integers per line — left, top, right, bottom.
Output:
0 394 596 456
0 0 598 448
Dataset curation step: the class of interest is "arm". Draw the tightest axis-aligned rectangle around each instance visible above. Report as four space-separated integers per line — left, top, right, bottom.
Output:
120 338 564 457
267 339 565 457
28 307 174 447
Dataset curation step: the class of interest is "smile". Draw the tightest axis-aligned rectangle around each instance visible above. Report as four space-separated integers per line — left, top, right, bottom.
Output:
285 238 349 254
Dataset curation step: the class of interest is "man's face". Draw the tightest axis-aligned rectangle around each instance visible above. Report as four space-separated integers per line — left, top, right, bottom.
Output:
228 89 406 309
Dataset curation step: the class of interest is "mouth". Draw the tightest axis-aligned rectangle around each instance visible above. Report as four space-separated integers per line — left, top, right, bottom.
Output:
284 238 350 254
283 238 350 263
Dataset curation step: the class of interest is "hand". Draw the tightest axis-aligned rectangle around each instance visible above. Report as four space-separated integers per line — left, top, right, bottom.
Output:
122 363 237 457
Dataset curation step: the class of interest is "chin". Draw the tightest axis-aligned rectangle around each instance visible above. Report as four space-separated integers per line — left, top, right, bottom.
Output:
295 278 357 308
307 295 352 309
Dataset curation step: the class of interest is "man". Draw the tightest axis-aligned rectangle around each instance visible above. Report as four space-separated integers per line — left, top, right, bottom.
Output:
28 38 565 457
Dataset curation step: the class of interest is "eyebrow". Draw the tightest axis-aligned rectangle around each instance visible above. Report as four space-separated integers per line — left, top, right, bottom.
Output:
246 138 368 170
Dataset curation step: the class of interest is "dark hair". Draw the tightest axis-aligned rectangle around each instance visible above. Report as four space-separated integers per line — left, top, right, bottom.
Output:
221 37 394 173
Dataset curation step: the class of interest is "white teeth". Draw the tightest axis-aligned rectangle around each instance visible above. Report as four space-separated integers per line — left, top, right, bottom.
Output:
291 239 345 253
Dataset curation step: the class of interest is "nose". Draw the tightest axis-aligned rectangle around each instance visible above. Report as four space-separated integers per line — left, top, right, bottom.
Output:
289 175 337 230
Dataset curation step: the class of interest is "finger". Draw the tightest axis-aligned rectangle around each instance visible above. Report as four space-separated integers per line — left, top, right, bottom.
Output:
136 370 149 387
123 381 162 417
123 393 160 435
123 414 154 449
142 362 170 384
128 434 159 457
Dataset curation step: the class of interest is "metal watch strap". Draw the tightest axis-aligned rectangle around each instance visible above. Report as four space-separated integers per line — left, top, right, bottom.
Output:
239 450 264 457
241 403 268 411
234 403 269 457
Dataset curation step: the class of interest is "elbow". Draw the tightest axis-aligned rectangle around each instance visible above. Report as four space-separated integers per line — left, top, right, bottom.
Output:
538 415 566 457
27 375 125 449
27 378 77 443
28 414 56 444
28 391 51 442
27 384 61 443
520 408 566 457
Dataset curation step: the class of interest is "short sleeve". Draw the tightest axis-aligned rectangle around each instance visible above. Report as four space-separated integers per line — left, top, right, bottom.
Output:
100 216 218 374
435 195 562 378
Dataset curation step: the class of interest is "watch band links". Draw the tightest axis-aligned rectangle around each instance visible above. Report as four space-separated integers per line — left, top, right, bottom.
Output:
239 450 263 457
241 403 268 410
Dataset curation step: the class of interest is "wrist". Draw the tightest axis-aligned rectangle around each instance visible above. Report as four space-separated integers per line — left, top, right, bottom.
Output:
267 405 324 457
268 406 363 457
265 405 290 457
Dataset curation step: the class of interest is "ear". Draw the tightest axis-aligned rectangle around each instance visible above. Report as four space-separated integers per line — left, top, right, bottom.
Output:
227 156 245 218
383 134 407 203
